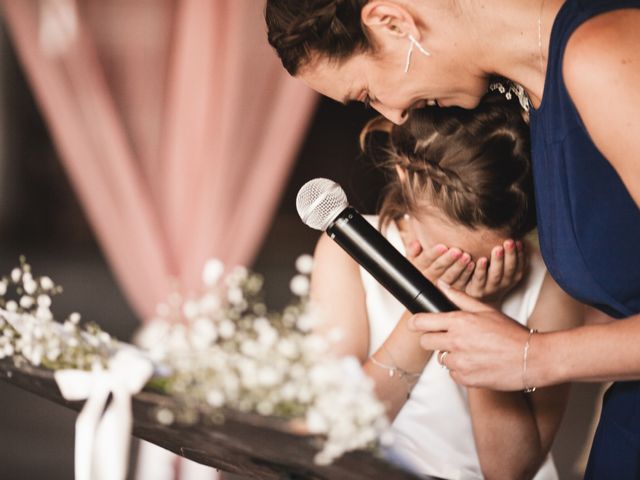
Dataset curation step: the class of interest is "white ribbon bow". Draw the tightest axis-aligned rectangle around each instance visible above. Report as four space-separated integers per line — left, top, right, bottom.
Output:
55 349 153 480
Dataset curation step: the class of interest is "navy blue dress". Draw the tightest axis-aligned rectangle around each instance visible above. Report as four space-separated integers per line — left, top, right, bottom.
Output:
528 0 640 477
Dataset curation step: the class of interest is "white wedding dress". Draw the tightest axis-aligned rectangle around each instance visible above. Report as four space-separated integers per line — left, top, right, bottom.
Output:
360 216 558 480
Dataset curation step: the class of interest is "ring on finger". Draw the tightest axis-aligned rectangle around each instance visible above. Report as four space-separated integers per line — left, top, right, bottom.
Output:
437 350 449 369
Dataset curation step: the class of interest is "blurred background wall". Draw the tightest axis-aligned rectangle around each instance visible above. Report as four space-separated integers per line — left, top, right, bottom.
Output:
0 2 603 480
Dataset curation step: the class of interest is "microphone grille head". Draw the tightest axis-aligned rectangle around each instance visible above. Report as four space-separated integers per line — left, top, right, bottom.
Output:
296 178 348 231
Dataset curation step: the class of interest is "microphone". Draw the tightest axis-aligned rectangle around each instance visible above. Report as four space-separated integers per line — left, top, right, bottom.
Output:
297 178 457 314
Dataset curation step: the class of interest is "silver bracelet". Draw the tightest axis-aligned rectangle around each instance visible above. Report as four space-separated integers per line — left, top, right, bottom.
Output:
522 328 538 393
369 346 421 385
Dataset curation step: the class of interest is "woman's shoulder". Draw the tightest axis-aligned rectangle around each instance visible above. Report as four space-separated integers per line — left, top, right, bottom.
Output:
562 7 640 206
564 7 640 97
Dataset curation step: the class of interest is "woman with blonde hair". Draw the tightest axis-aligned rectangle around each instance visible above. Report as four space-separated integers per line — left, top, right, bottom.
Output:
311 93 583 479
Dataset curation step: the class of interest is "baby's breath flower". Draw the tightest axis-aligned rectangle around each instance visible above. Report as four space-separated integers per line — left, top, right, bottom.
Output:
227 287 244 305
200 294 220 313
193 317 217 344
240 339 259 357
206 389 225 408
289 274 310 297
295 254 314 275
37 294 51 308
40 276 54 290
296 312 317 332
240 368 258 389
277 338 298 358
218 320 236 339
202 259 224 287
24 280 37 295
156 408 175 426
127 256 388 465
257 366 282 387
256 401 274 416
19 295 34 309
10 268 22 283
306 409 328 434
36 306 52 321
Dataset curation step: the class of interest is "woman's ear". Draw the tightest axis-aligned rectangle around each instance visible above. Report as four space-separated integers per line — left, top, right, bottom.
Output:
395 164 407 182
361 1 421 44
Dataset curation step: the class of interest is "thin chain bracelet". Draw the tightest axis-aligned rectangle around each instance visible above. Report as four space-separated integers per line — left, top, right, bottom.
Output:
523 328 538 393
369 345 422 397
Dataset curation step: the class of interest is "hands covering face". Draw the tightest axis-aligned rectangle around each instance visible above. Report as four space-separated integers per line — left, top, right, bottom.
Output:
405 238 527 305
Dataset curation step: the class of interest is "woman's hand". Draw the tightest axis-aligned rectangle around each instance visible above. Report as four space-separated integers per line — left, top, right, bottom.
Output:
406 240 475 287
406 239 527 304
409 283 531 391
466 240 526 304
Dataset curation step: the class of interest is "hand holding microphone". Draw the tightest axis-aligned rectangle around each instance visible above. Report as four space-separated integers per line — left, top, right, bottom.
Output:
296 178 457 314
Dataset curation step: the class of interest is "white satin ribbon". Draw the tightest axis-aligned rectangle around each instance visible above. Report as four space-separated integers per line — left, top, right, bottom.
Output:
55 349 153 480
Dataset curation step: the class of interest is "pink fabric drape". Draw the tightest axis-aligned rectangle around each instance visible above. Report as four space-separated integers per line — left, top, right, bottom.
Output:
1 0 317 320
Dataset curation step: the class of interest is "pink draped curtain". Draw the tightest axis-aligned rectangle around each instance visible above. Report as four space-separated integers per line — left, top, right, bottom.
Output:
0 0 317 320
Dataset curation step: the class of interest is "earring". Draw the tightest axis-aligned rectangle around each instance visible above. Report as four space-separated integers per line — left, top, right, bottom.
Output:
404 34 430 74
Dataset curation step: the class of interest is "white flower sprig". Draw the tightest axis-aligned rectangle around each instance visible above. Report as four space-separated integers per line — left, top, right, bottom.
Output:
0 255 389 465
0 256 113 370
136 255 389 465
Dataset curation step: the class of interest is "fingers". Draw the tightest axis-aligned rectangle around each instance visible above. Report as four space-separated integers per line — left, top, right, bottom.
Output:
451 259 474 290
411 245 466 283
502 240 517 283
485 245 505 289
407 242 479 290
465 257 487 297
437 350 456 372
426 247 459 277
408 311 459 332
440 252 472 285
406 240 423 258
407 241 440 262
436 281 494 313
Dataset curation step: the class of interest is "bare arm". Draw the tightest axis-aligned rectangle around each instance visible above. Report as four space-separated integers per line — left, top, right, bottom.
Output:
563 8 640 208
530 313 640 386
407 10 640 392
521 8 640 386
309 232 370 361
468 274 584 479
310 233 432 419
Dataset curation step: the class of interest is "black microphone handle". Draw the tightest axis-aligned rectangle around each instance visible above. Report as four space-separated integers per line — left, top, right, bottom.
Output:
326 207 457 314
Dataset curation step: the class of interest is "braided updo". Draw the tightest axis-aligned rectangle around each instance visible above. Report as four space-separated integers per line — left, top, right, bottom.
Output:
265 0 370 75
363 93 536 239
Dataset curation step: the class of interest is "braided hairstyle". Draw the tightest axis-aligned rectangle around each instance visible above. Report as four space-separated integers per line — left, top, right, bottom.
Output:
363 93 536 239
265 0 370 75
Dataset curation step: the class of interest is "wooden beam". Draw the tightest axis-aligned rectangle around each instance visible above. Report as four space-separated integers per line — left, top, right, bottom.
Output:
0 358 426 480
